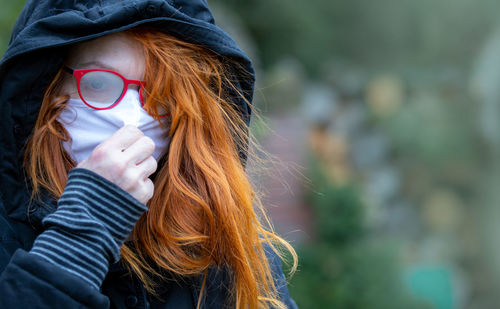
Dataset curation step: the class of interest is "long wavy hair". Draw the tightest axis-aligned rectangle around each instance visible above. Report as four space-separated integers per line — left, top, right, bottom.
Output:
24 27 297 309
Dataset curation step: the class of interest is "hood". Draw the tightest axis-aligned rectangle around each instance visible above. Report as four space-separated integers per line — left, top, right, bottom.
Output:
0 0 255 230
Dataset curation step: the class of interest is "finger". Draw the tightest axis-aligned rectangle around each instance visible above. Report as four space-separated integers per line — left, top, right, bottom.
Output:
143 178 155 203
136 156 157 179
122 136 156 164
103 125 144 151
132 178 154 204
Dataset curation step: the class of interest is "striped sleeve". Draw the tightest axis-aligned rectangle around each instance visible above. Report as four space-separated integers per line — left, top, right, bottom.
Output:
29 168 148 290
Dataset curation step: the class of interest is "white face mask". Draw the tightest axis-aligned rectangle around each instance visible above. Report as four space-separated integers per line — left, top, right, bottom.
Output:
57 89 170 164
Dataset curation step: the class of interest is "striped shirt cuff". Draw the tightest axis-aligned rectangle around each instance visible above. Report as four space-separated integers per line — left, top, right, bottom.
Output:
30 168 148 290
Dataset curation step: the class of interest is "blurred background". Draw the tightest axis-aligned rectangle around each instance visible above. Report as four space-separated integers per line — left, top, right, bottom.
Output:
3 0 500 308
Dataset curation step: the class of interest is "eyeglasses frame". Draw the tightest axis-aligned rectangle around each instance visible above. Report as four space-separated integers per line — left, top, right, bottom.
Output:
64 66 147 111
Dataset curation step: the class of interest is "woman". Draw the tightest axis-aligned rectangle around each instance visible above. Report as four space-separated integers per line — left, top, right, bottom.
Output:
0 0 297 308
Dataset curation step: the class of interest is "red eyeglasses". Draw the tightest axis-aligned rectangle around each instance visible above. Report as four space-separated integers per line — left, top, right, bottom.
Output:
64 67 168 116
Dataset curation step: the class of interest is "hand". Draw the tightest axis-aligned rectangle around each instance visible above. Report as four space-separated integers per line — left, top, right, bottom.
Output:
77 125 157 204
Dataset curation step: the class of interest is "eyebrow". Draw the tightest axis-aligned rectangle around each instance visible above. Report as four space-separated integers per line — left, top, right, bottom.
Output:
74 60 118 71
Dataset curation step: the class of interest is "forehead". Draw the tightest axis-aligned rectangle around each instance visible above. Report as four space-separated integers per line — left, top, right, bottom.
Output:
65 32 145 79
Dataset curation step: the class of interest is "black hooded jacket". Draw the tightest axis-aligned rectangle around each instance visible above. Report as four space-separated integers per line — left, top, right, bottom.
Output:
0 1 297 308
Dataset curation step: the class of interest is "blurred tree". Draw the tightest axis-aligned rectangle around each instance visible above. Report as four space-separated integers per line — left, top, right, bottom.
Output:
215 0 500 75
288 156 432 309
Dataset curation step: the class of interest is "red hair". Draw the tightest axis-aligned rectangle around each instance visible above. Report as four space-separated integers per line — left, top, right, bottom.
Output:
25 27 297 309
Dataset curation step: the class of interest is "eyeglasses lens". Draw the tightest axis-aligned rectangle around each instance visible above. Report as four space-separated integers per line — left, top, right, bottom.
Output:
80 71 125 108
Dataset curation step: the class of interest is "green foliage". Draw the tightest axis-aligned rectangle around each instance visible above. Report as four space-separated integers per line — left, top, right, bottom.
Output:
215 0 500 75
290 242 433 309
306 157 364 244
0 0 24 56
382 92 479 166
288 156 432 308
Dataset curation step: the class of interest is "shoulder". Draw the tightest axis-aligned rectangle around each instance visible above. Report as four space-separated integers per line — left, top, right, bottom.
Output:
190 243 298 308
263 244 299 309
